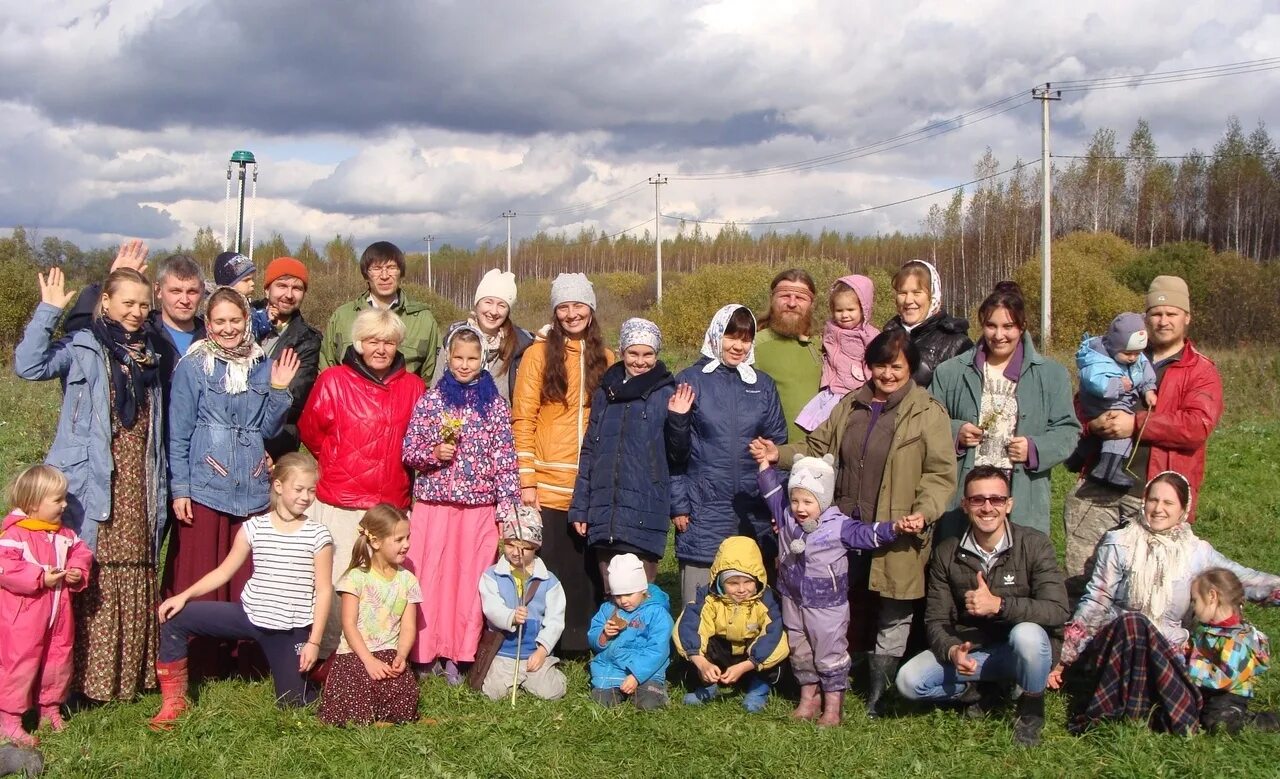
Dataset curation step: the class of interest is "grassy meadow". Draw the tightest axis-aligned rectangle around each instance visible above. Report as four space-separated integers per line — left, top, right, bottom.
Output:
1 346 1279 778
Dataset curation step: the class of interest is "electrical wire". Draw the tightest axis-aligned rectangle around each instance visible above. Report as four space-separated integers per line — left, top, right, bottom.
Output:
515 180 651 216
1050 56 1280 87
1054 62 1280 94
662 161 1036 227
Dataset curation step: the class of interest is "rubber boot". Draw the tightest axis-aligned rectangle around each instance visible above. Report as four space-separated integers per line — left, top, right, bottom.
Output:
1012 692 1045 747
38 703 66 732
149 659 190 731
865 655 900 719
817 690 845 727
681 684 718 706
741 673 770 713
791 683 822 721
0 713 35 747
0 744 44 776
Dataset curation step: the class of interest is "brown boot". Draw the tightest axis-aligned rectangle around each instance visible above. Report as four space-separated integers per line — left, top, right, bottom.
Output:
149 659 190 731
791 683 821 721
817 690 845 727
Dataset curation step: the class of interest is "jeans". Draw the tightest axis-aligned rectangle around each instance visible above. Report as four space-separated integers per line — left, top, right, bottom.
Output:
896 623 1052 701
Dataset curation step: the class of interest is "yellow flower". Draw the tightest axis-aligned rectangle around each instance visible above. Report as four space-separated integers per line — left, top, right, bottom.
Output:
440 415 464 443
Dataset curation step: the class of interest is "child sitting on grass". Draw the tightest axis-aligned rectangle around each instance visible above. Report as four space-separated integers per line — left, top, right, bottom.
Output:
0 465 93 746
318 504 422 726
477 506 567 701
1188 567 1280 734
588 554 673 709
754 452 923 725
673 536 788 713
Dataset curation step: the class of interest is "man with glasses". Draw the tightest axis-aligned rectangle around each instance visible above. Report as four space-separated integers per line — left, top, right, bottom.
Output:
895 465 1069 747
319 241 441 380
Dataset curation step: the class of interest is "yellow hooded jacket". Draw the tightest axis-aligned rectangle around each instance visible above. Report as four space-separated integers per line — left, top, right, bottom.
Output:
673 536 789 670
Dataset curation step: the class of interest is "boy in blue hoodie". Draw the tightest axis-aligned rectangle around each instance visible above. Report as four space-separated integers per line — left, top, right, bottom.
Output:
587 554 673 709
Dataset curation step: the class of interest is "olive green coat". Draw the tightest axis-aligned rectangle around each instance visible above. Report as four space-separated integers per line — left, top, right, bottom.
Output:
319 294 442 381
778 384 956 600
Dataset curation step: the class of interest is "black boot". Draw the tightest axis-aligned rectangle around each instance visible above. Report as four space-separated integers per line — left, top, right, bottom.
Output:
865 655 900 719
954 682 1003 719
1013 692 1045 746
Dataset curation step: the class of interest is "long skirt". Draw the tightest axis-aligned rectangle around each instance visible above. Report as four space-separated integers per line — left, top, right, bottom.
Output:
405 501 498 664
538 508 599 655
160 501 253 680
318 649 419 726
309 501 367 656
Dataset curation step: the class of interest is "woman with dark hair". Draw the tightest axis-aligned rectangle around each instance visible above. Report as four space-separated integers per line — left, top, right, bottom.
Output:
15 266 167 702
669 304 787 606
433 269 533 402
881 259 972 388
165 287 299 678
930 281 1080 536
511 273 615 654
760 328 955 716
1049 472 1280 734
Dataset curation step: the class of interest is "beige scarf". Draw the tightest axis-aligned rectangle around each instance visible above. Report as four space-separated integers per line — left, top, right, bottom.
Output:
1120 475 1197 620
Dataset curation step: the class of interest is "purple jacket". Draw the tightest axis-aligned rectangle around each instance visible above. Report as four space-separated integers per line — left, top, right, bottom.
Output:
758 467 896 608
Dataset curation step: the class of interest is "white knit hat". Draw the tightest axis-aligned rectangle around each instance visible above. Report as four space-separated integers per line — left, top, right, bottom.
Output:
607 553 648 596
474 268 517 307
550 272 596 310
789 454 836 514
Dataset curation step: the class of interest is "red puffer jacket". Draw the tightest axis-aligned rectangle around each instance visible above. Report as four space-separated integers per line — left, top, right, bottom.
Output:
299 352 426 510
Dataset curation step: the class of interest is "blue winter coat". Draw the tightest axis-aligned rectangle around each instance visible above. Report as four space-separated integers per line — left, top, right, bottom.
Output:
168 351 291 517
587 583 674 688
668 357 787 566
1076 335 1157 417
569 361 677 559
13 303 167 554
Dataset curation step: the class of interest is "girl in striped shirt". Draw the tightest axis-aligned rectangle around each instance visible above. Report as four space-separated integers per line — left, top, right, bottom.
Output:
148 453 334 730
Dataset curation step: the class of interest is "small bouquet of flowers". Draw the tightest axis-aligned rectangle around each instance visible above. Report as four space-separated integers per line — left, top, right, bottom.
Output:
440 414 463 444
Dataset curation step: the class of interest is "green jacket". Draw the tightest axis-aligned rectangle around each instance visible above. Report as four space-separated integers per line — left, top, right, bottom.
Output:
752 327 822 444
929 333 1081 536
319 294 442 381
778 384 956 601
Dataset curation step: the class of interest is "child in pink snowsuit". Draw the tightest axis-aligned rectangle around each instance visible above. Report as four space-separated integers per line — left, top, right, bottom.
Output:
0 465 93 745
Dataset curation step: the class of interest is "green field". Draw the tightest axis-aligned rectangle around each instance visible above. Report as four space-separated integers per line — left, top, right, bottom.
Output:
2 350 1279 778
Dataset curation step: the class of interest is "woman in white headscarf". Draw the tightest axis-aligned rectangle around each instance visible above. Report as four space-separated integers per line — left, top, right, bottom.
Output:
667 305 788 605
881 259 973 388
1050 471 1280 734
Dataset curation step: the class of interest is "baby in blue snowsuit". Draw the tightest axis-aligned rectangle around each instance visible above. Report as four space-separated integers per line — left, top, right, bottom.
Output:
587 554 674 710
1073 312 1158 489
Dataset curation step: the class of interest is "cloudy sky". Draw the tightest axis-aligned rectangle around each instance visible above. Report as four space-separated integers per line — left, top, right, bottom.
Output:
3 1 1278 253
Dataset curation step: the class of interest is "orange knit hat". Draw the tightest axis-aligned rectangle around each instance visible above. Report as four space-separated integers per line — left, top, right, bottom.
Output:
265 257 309 288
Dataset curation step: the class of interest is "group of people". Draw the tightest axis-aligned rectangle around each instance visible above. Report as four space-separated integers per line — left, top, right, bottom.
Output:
2 238 1277 756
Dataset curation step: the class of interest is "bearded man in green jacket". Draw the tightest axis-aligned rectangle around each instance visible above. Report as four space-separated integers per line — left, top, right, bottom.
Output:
753 268 823 443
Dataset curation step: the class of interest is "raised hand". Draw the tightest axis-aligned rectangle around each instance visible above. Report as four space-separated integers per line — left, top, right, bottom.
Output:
949 641 978 675
112 239 149 274
38 267 77 309
270 348 300 389
668 383 695 414
964 572 1002 617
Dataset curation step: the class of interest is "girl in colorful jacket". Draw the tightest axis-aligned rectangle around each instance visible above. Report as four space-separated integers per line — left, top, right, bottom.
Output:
402 324 522 683
0 466 94 745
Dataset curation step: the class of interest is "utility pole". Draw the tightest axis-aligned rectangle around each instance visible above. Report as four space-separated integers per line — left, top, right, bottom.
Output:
1033 84 1061 350
424 235 434 289
649 175 668 305
502 211 516 272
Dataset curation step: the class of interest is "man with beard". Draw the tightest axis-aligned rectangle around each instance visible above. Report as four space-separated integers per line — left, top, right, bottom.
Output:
253 257 322 460
753 269 822 443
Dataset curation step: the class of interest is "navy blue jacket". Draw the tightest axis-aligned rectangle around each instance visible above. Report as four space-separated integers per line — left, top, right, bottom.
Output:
668 357 787 566
569 361 677 559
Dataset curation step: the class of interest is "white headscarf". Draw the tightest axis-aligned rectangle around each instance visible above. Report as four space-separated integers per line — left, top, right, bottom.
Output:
700 304 757 384
899 259 943 331
1117 471 1198 621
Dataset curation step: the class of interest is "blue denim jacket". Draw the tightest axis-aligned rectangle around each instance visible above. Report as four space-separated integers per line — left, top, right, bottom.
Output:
13 302 167 554
168 349 291 517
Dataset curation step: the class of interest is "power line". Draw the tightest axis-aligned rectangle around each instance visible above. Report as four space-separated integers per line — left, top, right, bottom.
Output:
514 179 650 216
1056 63 1280 94
1052 152 1272 161
662 160 1037 227
1051 56 1280 87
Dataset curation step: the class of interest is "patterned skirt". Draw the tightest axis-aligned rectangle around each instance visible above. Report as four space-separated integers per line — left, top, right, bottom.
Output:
317 650 420 726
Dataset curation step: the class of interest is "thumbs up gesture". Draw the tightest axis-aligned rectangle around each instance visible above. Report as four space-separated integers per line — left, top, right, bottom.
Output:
964 571 1003 617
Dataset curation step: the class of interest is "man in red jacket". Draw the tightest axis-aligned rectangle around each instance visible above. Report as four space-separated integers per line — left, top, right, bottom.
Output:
1063 275 1224 594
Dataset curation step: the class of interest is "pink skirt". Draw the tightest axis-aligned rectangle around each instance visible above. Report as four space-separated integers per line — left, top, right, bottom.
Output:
405 501 499 664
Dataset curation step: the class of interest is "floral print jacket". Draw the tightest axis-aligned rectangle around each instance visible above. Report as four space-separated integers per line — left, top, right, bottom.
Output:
402 388 522 509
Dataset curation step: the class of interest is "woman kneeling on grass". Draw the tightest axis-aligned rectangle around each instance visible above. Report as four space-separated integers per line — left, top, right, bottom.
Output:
1049 471 1280 735
149 454 333 729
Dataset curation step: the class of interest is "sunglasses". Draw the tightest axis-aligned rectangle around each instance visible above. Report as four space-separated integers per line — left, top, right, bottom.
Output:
964 494 1010 509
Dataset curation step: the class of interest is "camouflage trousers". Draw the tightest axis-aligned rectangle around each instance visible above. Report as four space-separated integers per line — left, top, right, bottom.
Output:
1063 479 1142 596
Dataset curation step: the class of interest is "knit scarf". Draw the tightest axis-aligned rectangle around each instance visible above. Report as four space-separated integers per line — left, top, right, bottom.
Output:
90 315 159 429
1117 507 1197 622
438 369 500 415
186 334 263 394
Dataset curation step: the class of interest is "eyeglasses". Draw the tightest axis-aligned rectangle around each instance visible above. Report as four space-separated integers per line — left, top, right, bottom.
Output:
367 264 400 277
964 495 1010 509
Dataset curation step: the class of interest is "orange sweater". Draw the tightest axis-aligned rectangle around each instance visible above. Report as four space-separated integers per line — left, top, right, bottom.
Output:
511 338 615 511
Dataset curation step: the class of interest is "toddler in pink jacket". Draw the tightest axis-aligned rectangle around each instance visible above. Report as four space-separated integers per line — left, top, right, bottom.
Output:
0 465 93 746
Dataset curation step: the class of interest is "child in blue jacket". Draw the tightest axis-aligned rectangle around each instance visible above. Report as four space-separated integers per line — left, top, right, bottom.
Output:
587 554 673 709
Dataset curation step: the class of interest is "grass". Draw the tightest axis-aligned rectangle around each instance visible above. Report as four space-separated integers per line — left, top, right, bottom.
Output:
2 348 1280 778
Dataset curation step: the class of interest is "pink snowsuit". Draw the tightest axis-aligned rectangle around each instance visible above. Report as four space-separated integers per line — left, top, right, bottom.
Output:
0 510 93 714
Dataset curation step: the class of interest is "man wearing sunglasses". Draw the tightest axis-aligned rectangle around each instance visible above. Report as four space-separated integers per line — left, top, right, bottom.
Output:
895 465 1069 747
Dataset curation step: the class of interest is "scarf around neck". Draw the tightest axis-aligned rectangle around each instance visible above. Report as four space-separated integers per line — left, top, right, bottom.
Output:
1120 472 1198 621
467 316 506 369
438 369 500 415
90 315 159 429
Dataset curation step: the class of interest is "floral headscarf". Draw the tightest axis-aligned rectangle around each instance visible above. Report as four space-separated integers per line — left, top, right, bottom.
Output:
700 304 757 385
186 288 264 394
